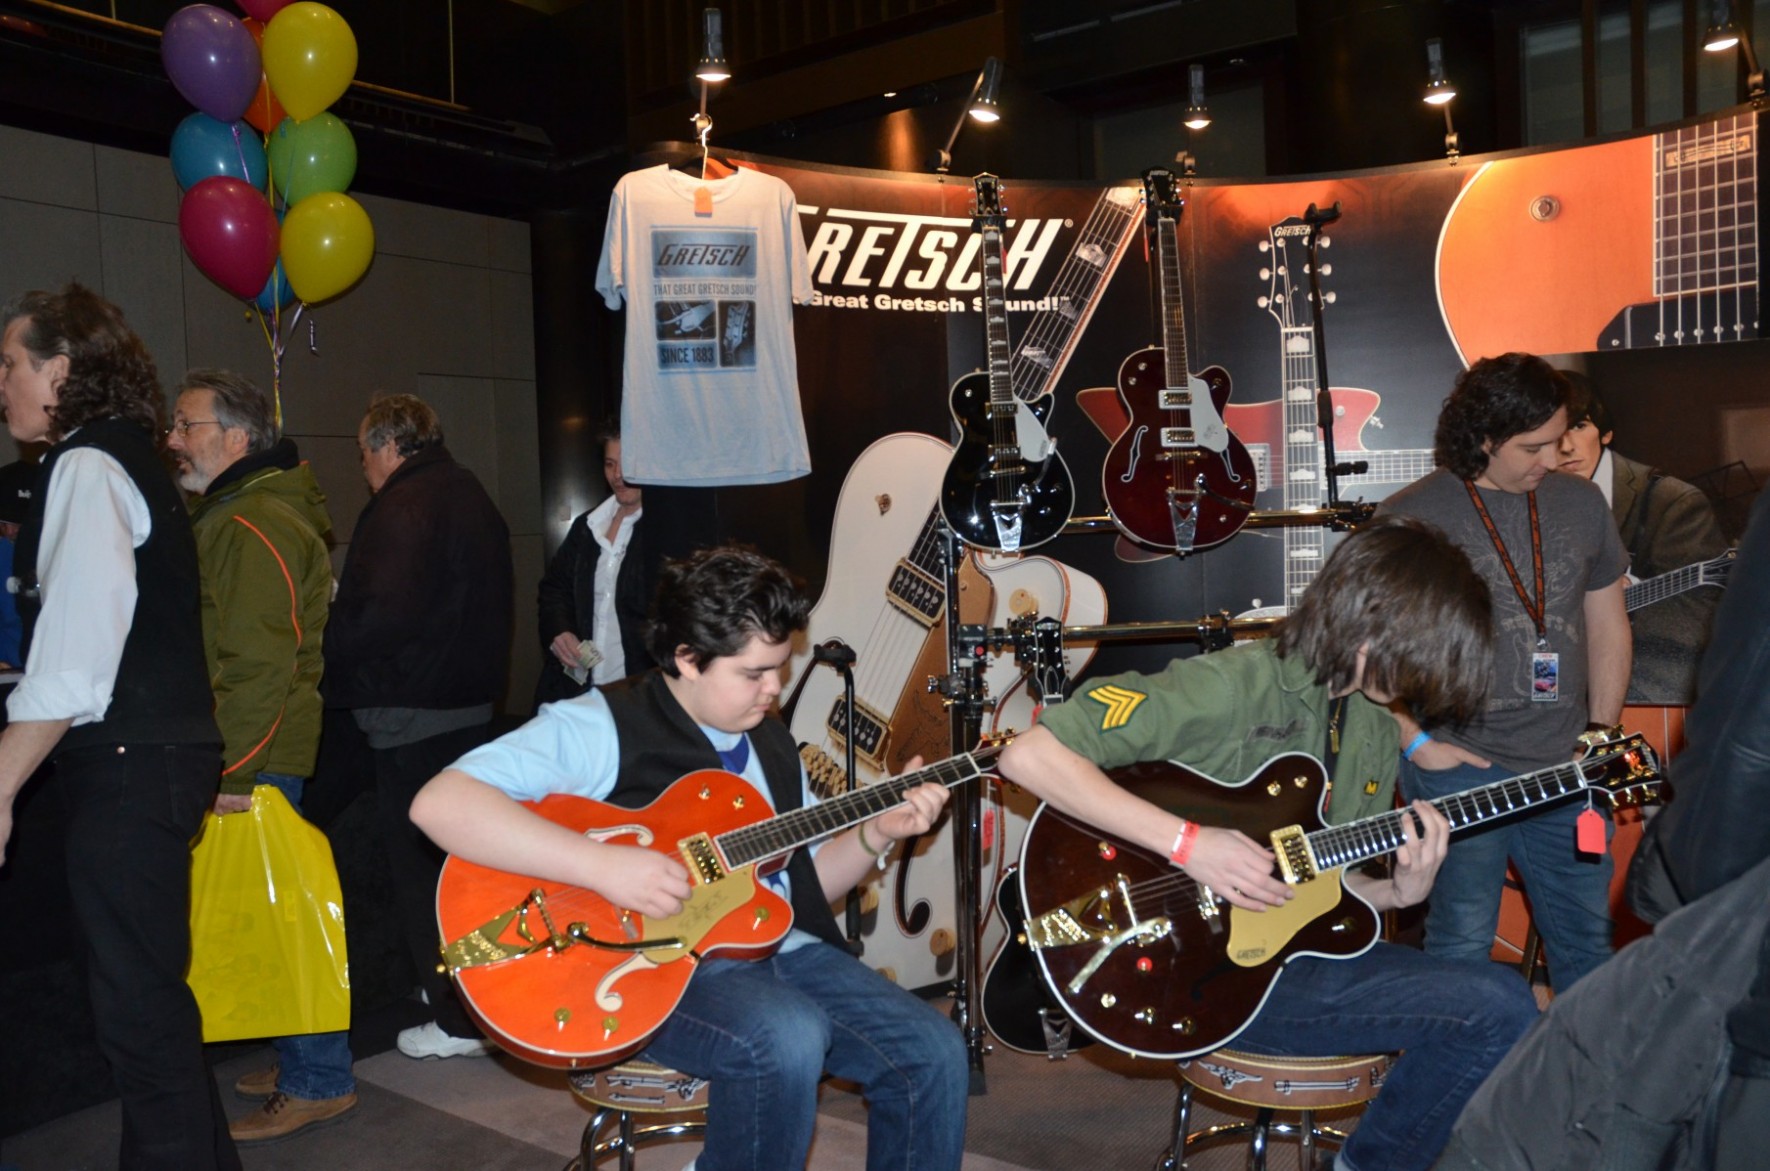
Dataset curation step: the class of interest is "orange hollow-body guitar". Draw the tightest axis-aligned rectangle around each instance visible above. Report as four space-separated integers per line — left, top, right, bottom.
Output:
435 749 999 1068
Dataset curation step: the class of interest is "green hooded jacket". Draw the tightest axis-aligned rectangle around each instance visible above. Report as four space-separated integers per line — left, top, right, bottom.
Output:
189 449 334 794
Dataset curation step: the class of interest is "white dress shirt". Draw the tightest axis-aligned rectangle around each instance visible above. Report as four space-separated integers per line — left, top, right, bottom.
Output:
585 495 641 686
6 446 151 725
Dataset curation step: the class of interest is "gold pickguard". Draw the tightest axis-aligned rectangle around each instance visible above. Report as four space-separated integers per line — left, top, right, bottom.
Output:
1224 870 1345 966
638 869 759 964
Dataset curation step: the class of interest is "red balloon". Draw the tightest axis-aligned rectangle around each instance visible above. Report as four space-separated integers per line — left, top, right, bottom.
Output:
179 176 280 300
240 17 286 134
237 0 294 21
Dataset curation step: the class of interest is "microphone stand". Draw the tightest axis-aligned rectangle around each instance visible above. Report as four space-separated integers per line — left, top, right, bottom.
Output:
811 638 863 948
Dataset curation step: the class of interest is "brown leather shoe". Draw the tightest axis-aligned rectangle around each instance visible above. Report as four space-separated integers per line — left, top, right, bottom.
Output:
234 1064 279 1100
230 1091 358 1144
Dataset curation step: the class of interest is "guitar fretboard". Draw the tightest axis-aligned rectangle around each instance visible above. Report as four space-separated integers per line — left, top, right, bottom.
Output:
1307 758 1592 870
1624 552 1733 613
1644 111 1759 344
1009 186 1140 402
715 749 994 869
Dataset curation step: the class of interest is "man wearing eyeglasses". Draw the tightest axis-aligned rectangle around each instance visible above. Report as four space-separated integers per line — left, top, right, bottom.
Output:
164 369 354 1143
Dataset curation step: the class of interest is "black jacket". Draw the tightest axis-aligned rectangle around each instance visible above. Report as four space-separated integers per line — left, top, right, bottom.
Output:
533 507 654 706
324 445 514 710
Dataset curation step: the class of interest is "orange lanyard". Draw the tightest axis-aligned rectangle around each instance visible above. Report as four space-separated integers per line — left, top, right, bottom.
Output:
1464 480 1547 646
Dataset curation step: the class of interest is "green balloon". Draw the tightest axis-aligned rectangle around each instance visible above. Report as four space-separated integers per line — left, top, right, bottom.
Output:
266 113 357 206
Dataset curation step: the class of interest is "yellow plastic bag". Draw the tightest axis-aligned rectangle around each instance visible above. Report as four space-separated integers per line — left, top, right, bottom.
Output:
187 785 351 1042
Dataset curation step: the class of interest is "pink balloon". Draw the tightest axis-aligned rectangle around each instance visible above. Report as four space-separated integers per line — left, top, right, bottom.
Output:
237 0 294 20
179 176 280 300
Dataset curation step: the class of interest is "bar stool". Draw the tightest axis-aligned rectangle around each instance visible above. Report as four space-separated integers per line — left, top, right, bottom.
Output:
1157 1048 1393 1171
563 1058 711 1171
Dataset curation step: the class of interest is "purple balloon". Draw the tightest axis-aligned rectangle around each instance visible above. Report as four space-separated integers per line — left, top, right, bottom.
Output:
162 5 260 122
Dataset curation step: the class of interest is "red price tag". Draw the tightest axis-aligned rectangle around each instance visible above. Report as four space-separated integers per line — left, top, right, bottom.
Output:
1575 808 1607 854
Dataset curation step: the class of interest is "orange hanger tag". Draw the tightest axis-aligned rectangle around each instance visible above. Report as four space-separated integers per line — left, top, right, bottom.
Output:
693 186 714 216
1575 807 1606 854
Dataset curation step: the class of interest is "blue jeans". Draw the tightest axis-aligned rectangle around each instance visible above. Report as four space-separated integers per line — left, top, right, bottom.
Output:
1400 759 1615 992
257 773 356 1100
1234 944 1538 1171
637 942 969 1171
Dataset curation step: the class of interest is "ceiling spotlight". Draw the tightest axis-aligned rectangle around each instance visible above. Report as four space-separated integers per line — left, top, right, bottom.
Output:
967 57 1002 123
1423 37 1456 105
1183 63 1211 130
694 7 730 83
1701 0 1766 100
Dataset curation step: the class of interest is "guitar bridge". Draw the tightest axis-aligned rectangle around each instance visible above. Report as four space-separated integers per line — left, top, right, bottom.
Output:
1023 878 1173 996
441 887 568 973
1272 825 1317 884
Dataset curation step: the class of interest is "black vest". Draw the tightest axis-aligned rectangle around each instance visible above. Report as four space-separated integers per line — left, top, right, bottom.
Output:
14 418 220 754
601 671 845 949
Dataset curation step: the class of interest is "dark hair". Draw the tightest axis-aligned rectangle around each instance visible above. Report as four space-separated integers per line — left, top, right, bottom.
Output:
595 415 621 454
1432 352 1569 480
1277 516 1493 728
361 393 442 458
646 545 810 674
1559 369 1613 436
1 283 163 442
179 368 278 454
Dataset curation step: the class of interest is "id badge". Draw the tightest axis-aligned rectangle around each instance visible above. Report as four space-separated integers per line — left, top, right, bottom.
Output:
1531 649 1559 702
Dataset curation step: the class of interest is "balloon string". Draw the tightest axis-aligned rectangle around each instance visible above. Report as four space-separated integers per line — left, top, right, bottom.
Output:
230 122 252 187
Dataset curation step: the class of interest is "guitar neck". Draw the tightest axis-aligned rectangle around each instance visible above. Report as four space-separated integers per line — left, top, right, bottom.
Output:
715 746 999 869
1009 186 1140 402
1306 758 1593 871
1624 556 1728 612
1156 213 1190 379
1655 113 1757 299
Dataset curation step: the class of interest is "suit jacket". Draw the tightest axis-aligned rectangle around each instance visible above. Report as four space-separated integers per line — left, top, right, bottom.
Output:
533 507 655 707
1611 451 1728 704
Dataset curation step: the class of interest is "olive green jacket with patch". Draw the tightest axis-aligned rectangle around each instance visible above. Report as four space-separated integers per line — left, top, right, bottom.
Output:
1038 640 1399 828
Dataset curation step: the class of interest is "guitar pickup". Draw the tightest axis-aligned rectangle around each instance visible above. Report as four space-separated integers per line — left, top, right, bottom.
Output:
1158 389 1193 408
826 695 888 771
1160 428 1197 446
886 560 944 627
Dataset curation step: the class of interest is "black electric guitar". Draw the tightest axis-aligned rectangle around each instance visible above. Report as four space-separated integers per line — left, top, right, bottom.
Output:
1101 166 1258 554
940 173 1075 553
1011 732 1663 1061
1624 548 1736 613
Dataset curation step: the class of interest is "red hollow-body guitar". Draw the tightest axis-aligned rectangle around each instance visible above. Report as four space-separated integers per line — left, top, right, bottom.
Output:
1101 166 1258 554
435 747 1002 1068
1016 734 1661 1061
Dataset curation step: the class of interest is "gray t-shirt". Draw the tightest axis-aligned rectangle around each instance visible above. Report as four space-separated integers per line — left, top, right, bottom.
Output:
1379 468 1628 772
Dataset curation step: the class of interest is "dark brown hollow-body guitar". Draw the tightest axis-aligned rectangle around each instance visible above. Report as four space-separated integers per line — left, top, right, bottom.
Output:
1016 736 1662 1060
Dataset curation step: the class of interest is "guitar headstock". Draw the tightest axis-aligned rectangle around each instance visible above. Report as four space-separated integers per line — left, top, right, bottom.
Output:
1576 730 1666 810
972 172 1005 231
1259 215 1333 331
1142 166 1182 226
1007 613 1068 702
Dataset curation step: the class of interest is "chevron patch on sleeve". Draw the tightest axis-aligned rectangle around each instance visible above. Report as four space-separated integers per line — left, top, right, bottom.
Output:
1086 683 1146 730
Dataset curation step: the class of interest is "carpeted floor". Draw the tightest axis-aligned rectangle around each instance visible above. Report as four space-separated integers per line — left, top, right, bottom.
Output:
1 994 1354 1171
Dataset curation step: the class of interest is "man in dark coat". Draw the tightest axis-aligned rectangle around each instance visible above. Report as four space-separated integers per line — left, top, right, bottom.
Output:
324 393 514 1059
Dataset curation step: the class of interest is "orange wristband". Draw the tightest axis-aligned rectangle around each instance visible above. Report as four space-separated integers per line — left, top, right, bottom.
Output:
1168 819 1199 867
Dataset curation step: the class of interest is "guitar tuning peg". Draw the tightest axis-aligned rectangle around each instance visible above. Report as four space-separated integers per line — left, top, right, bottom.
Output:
1258 240 1270 253
1320 264 1333 276
1257 296 1270 308
1320 235 1332 248
1259 267 1271 280
1323 292 1337 304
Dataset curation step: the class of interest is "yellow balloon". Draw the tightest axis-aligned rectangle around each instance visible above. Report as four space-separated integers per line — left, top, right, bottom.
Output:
280 191 374 303
262 2 358 123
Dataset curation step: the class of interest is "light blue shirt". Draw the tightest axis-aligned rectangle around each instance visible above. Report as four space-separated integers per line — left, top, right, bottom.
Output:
450 688 824 950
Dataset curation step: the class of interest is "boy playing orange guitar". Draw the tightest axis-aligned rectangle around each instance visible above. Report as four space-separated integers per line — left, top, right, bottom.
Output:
411 546 967 1171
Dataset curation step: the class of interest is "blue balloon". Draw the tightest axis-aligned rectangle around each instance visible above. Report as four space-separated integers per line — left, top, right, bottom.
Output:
254 258 296 312
170 112 267 192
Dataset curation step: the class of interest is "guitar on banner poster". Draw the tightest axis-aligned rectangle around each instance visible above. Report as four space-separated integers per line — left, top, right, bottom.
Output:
1437 110 1758 361
1102 166 1258 553
940 173 1076 554
1013 734 1662 1061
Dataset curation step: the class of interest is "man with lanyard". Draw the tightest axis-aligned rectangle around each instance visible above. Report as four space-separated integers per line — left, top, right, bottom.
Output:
1380 352 1631 992
997 517 1539 1171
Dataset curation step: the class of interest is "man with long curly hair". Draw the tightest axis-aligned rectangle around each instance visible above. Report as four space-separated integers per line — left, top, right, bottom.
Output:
1379 352 1632 994
0 284 239 1168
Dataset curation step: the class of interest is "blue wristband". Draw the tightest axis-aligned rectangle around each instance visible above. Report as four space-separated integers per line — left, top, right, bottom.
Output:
1403 731 1432 761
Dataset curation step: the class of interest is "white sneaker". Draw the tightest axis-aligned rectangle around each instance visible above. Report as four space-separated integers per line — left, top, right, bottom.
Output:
396 1021 494 1059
